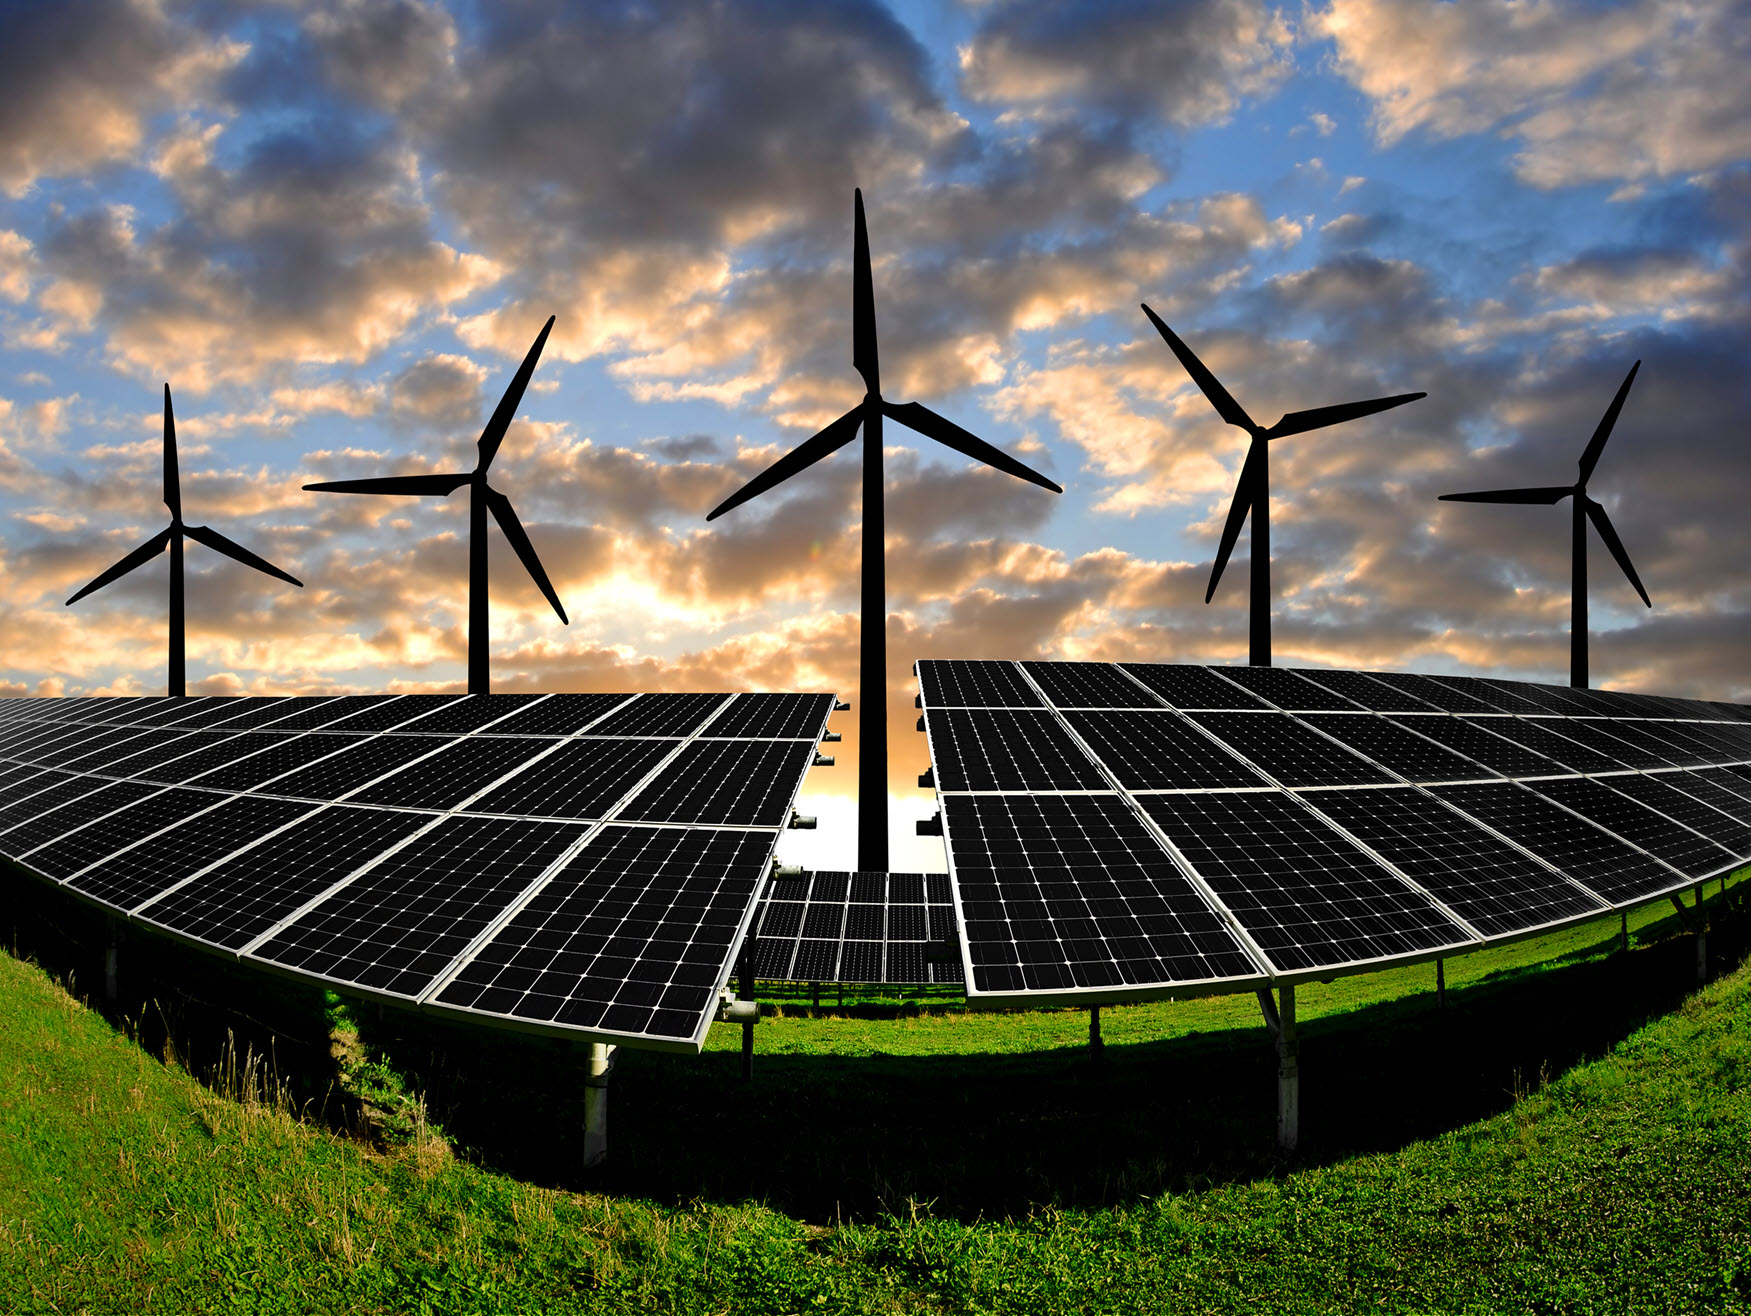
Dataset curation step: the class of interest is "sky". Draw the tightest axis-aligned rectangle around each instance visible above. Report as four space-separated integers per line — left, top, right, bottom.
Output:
1 0 1748 872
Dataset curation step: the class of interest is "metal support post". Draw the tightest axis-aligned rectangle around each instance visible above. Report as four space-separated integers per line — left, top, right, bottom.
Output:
104 917 118 1002
582 1042 617 1168
811 981 820 1011
1695 887 1707 984
1258 985 1298 1151
1435 958 1445 1010
740 957 756 1082
1089 1005 1103 1061
1620 910 1629 954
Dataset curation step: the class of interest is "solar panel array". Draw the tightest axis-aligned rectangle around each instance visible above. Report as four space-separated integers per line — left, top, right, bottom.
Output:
0 691 835 1051
916 660 1751 1007
746 870 964 986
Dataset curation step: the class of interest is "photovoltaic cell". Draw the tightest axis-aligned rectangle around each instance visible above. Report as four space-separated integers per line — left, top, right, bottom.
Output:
1020 661 1163 708
945 793 1260 995
1669 769 1751 827
1430 676 1547 713
23 724 137 767
0 767 80 814
191 733 359 792
1201 666 1365 711
207 697 341 730
616 740 813 826
135 733 294 785
68 794 317 911
464 738 675 820
255 695 392 731
1118 663 1271 710
1474 718 1626 775
1295 669 1438 712
52 727 163 772
1140 791 1469 971
1382 716 1567 779
1064 710 1270 790
397 694 542 735
917 660 1043 708
1298 787 1604 937
925 708 1107 792
1296 713 1496 784
136 805 440 950
700 693 834 740
1520 776 1735 878
344 737 556 810
108 731 236 779
589 693 727 738
252 735 448 801
433 825 775 1042
480 694 629 737
1363 672 1504 713
1 779 160 852
1428 781 1683 905
320 695 461 733
251 816 591 997
1598 772 1751 854
22 787 224 881
1184 712 1396 787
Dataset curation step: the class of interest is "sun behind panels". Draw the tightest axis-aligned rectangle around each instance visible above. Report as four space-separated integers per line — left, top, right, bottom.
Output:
304 318 567 695
0 691 837 1053
706 190 1062 874
1439 361 1649 689
913 659 1751 1008
65 386 303 697
1140 309 1425 668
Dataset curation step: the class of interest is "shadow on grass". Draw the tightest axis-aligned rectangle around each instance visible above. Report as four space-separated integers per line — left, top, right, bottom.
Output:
3 867 368 1139
6 863 1744 1225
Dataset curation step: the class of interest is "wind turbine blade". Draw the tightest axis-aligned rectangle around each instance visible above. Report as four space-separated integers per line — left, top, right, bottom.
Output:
1265 392 1426 439
65 526 175 605
1577 360 1641 484
881 400 1062 494
183 523 303 589
163 384 182 520
478 315 556 471
484 488 567 624
1206 441 1263 604
706 404 865 520
302 473 472 496
1140 304 1256 433
1438 486 1573 504
1585 498 1651 608
853 189 878 395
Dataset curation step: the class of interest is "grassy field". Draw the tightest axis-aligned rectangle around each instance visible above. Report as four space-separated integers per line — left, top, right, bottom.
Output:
2 871 1749 1314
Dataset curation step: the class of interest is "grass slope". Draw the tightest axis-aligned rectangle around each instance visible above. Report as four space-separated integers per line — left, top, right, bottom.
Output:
1 881 1748 1314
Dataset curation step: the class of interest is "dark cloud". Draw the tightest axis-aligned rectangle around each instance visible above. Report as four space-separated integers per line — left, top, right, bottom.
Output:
960 0 1291 126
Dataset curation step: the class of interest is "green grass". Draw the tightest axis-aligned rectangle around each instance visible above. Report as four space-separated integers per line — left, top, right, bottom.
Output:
2 873 1749 1314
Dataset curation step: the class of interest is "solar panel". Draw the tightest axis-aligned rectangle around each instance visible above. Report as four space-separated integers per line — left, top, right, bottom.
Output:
480 693 629 736
917 659 1043 708
3 690 833 1053
1020 661 1163 708
914 660 1751 1007
700 693 834 740
589 693 728 738
925 708 1107 792
616 740 815 826
745 870 962 986
432 825 777 1045
1118 664 1271 709
1183 712 1397 787
1201 666 1365 711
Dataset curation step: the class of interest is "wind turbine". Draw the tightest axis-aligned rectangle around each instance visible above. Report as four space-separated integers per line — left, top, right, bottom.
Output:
1439 360 1649 689
304 316 568 694
1141 305 1426 666
707 190 1062 872
66 386 303 697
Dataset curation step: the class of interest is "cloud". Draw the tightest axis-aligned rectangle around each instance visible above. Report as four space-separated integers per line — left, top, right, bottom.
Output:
1313 0 1751 189
959 0 1293 126
0 0 246 196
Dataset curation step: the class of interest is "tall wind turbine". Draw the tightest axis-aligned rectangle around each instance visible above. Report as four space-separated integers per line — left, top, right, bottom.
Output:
304 316 568 694
708 190 1062 873
66 386 303 696
1439 360 1649 689
1141 305 1426 666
